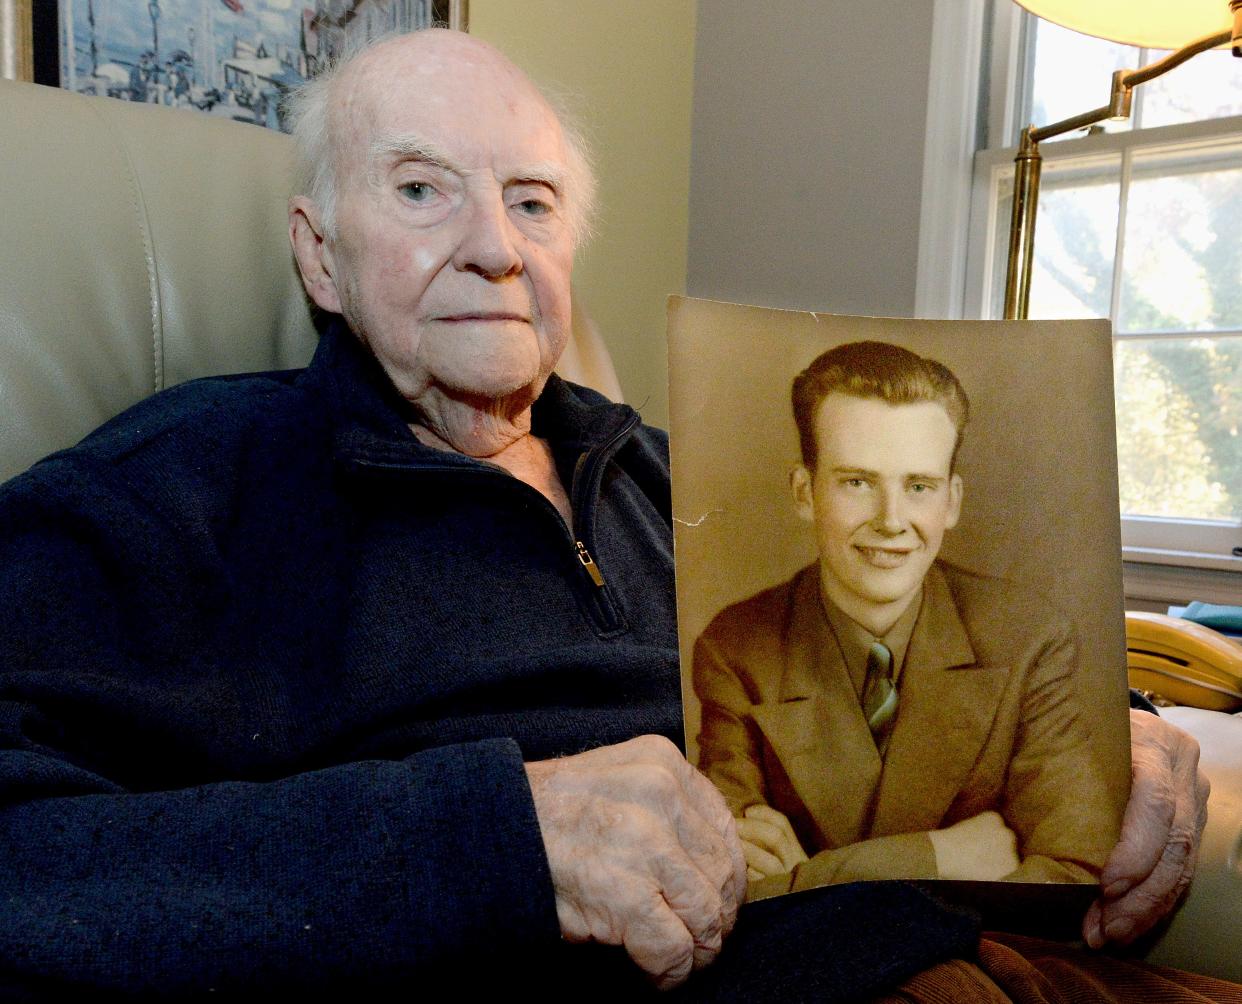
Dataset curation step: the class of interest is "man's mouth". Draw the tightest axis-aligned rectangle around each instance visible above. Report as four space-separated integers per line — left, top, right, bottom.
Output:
436 312 530 324
854 545 915 569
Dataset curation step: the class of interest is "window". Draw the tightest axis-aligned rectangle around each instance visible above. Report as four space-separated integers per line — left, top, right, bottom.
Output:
963 4 1242 572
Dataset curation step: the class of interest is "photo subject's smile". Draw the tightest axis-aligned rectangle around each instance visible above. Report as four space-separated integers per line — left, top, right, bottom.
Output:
854 545 915 569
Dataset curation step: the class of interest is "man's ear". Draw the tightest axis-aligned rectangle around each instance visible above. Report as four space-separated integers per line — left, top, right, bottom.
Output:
289 196 342 314
945 472 964 530
790 464 816 523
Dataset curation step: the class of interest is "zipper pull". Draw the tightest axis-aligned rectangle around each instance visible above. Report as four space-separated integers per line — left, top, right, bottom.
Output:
575 540 606 587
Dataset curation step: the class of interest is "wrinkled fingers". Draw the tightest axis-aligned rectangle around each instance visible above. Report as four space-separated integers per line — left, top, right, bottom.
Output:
612 757 742 934
652 843 727 969
593 736 748 911
1100 716 1179 896
621 892 699 991
1098 818 1198 943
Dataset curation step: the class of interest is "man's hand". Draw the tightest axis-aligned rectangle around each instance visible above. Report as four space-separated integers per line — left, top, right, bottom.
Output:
927 810 1019 881
1083 708 1210 948
737 804 809 880
525 735 747 990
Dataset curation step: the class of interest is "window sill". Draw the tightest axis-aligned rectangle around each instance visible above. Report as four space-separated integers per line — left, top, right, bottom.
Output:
1122 547 1242 575
1122 554 1242 609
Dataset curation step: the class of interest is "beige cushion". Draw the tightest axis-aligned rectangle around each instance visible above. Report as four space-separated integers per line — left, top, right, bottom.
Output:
0 80 315 484
0 79 621 484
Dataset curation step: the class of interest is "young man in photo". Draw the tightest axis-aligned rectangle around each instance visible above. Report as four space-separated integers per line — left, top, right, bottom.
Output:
693 340 1119 897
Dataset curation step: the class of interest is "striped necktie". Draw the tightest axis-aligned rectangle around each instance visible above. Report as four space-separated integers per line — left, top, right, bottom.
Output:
862 641 898 749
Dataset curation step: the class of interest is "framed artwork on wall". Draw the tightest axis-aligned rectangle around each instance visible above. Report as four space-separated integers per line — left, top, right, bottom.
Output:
20 0 466 130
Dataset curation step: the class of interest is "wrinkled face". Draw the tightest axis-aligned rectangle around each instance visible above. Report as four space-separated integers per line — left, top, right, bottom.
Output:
791 393 963 632
306 35 575 409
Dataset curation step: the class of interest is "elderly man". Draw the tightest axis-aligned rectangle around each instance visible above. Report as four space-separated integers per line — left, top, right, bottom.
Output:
0 28 1213 999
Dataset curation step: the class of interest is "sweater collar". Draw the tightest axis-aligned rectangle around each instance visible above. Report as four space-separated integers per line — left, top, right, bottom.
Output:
302 317 639 467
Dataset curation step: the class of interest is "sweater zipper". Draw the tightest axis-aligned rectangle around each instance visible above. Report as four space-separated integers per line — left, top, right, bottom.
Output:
567 412 640 593
391 464 606 590
349 410 638 603
575 540 605 586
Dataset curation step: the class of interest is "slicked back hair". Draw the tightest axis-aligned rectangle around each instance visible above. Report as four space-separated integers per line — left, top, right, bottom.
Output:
791 341 970 471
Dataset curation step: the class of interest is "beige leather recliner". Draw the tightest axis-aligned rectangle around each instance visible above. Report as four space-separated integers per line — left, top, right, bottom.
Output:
0 77 621 485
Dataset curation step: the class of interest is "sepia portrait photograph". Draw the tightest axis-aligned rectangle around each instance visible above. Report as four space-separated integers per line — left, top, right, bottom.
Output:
669 296 1132 907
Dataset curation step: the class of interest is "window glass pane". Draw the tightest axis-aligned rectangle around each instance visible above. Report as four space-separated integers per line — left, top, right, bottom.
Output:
1117 145 1242 334
990 159 1121 319
1029 19 1137 140
1141 50 1242 129
1115 336 1242 521
984 15 1242 547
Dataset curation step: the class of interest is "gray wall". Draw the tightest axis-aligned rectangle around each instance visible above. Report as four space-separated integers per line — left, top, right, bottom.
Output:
688 2 935 316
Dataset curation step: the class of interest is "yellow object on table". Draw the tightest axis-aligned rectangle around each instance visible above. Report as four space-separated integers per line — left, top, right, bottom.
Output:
1125 611 1242 712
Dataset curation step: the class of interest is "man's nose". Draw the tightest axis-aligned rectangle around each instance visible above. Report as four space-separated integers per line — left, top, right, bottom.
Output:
451 191 523 278
871 487 907 536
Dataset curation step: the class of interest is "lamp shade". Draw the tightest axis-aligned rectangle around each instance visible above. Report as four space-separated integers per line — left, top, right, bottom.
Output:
1014 0 1234 49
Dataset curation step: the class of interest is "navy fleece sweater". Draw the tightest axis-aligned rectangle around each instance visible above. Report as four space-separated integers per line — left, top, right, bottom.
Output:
0 322 975 997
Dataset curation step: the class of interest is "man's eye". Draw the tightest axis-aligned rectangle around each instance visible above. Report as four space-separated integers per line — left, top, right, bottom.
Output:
514 198 552 217
399 182 435 203
844 478 868 489
909 483 933 494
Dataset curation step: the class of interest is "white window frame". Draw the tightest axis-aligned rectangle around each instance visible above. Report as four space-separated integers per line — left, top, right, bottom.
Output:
919 0 1242 579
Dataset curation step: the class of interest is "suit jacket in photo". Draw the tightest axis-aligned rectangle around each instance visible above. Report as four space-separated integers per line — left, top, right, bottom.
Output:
692 561 1123 896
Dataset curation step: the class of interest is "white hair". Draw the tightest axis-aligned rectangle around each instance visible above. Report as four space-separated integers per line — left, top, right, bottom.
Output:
283 31 598 247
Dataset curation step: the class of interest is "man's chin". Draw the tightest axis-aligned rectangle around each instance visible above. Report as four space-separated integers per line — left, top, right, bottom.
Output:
839 565 928 607
436 367 549 408
434 337 555 395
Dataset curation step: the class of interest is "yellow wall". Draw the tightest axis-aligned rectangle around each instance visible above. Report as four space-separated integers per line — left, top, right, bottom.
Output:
470 1 696 427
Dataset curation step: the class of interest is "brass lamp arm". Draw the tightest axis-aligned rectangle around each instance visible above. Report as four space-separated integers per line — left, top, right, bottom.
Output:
1125 28 1235 88
1003 25 1236 319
